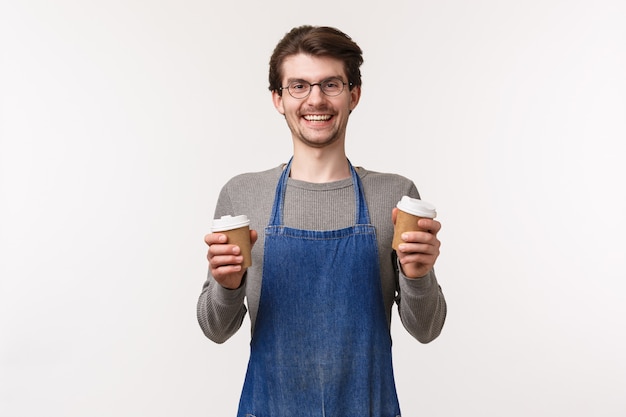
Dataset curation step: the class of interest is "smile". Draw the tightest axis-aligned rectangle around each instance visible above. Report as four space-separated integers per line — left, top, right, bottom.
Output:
303 114 332 122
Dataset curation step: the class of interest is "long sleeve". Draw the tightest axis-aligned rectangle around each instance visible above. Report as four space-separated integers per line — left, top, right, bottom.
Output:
196 274 248 344
396 267 447 343
196 168 282 343
196 183 250 344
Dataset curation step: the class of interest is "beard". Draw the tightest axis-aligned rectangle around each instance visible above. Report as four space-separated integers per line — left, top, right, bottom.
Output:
285 113 346 149
293 126 342 148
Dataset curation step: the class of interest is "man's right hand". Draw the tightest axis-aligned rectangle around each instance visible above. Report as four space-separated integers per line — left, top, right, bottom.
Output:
205 230 258 289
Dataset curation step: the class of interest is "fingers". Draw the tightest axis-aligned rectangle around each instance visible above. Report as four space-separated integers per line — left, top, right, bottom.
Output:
395 220 441 279
417 218 441 234
398 232 441 262
205 232 226 246
205 230 258 247
204 232 247 289
209 250 243 269
205 233 242 263
398 226 440 245
396 243 439 263
205 230 258 282
395 239 440 278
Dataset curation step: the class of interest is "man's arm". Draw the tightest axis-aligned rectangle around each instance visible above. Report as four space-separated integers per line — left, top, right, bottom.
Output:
196 185 254 344
197 272 248 344
392 212 446 343
396 267 447 343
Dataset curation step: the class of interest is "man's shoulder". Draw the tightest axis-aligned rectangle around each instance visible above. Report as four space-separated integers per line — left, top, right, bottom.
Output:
223 164 284 190
356 166 414 186
356 166 419 200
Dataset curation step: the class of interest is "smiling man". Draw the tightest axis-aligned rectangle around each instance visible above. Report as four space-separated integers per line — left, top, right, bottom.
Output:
197 25 447 416
275 54 358 153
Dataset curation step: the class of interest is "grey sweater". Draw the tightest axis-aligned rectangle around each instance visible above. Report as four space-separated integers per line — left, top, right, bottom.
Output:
197 163 446 344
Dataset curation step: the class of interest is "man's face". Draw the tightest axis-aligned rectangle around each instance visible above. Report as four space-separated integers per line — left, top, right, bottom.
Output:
272 54 361 149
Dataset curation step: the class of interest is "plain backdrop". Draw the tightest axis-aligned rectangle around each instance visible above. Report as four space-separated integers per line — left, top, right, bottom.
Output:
1 1 625 416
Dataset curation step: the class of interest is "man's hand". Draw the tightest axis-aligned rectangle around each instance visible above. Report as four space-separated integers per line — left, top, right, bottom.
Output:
392 208 441 279
205 230 258 289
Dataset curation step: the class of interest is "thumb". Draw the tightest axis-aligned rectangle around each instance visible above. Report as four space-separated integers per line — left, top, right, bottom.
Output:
391 207 398 225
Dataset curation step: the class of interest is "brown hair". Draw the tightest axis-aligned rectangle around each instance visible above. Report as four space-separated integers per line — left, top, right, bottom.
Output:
268 25 363 95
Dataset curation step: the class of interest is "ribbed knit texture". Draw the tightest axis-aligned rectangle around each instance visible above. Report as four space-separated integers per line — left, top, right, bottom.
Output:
197 163 446 344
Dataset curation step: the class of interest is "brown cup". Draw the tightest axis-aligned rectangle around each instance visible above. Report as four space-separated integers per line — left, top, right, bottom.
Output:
212 215 252 269
392 196 437 250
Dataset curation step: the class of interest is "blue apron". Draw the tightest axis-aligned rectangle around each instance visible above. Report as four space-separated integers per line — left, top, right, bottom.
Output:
237 159 401 417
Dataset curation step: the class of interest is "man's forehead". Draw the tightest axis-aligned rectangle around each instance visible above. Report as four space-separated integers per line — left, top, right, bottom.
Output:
281 54 347 80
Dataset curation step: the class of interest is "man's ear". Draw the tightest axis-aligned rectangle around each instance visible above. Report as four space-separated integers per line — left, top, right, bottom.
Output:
272 90 285 115
349 85 361 112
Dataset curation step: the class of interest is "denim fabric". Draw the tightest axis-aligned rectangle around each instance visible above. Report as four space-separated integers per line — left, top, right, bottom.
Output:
237 159 401 417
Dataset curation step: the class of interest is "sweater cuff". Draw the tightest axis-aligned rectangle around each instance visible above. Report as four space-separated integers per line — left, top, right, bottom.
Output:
212 275 247 305
398 267 437 294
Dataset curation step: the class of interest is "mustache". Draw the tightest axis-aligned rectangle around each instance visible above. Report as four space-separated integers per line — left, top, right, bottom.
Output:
299 106 334 114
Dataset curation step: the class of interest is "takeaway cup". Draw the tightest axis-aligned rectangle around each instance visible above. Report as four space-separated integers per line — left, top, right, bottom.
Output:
211 215 252 269
392 196 437 250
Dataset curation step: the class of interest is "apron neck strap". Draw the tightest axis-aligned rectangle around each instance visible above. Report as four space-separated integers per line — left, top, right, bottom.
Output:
268 157 371 227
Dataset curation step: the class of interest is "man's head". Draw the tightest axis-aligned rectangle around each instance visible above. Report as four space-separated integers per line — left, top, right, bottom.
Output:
268 26 363 95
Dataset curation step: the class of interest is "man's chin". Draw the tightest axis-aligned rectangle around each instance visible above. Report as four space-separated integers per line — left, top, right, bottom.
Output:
298 136 340 149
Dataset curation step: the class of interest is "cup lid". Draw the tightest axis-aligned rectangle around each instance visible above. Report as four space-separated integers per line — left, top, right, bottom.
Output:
396 196 437 218
211 215 250 232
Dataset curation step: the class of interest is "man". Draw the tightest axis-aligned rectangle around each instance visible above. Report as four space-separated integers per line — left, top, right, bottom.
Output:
197 25 446 416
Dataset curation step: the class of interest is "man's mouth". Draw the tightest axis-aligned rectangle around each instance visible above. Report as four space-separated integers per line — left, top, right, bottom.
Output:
303 114 332 122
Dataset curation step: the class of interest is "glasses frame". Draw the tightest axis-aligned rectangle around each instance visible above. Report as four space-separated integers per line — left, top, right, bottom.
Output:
279 77 353 99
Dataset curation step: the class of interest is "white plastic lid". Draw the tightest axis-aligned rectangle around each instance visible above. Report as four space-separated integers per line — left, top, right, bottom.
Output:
211 215 250 232
396 196 437 218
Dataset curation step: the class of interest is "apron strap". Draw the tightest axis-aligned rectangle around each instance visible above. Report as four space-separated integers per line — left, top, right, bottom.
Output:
268 157 371 227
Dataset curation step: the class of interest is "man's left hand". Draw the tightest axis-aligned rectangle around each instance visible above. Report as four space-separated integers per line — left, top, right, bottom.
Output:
392 208 442 279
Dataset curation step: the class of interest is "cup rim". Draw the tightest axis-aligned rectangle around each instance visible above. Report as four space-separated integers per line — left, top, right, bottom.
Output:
211 215 250 232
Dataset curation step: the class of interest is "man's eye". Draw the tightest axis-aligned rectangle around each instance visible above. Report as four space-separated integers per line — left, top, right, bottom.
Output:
291 83 306 90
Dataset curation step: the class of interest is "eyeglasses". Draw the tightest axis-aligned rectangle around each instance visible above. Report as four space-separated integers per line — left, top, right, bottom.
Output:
280 77 352 99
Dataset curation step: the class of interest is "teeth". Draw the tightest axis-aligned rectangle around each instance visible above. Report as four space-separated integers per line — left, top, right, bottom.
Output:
304 114 331 121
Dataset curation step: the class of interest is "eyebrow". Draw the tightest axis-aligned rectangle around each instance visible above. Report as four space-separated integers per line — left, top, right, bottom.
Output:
285 76 344 83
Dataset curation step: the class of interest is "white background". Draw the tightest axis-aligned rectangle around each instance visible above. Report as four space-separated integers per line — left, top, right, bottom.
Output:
1 1 625 416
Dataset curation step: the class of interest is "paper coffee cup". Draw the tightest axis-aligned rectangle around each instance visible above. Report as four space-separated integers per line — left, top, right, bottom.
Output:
392 196 437 250
211 215 252 269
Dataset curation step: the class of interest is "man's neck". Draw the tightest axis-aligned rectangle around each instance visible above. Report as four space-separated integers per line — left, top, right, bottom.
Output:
289 149 350 183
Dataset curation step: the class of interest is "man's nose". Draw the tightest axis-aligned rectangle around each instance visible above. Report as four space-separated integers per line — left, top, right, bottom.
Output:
306 84 326 102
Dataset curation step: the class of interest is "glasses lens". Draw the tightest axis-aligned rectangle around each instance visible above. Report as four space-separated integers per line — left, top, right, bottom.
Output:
288 81 310 98
321 78 344 96
286 78 346 98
